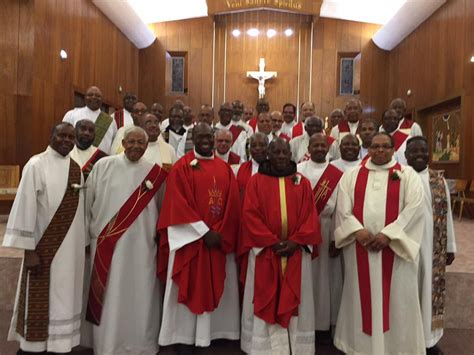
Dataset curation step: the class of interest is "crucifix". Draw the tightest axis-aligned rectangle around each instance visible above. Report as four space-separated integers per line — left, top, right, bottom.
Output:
246 58 277 99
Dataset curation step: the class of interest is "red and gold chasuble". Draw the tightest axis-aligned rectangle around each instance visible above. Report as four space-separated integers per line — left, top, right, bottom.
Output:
241 172 321 328
353 163 401 335
157 151 240 314
86 164 167 325
313 164 343 215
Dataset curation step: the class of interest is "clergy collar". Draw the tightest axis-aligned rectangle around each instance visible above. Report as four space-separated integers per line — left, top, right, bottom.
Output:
75 144 95 153
47 145 70 159
419 167 429 176
283 120 296 128
166 125 186 135
194 149 214 160
258 159 297 177
216 122 232 130
365 158 397 171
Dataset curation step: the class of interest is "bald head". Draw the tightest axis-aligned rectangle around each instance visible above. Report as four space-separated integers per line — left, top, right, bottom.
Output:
249 132 269 163
151 103 164 121
308 133 329 163
340 133 360 161
268 138 292 173
75 119 95 149
215 129 233 155
301 102 315 120
131 102 148 126
50 122 76 157
344 99 363 123
329 108 344 127
390 98 407 120
193 122 214 157
85 86 102 111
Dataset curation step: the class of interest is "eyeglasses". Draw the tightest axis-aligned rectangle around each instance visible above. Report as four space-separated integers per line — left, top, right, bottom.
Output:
369 144 394 150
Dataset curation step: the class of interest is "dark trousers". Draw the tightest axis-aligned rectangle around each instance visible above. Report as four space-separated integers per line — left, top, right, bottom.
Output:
17 350 71 355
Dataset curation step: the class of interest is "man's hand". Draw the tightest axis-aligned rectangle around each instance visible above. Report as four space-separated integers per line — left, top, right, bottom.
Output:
203 230 222 249
354 229 373 250
329 241 341 258
368 233 390 252
274 240 299 257
24 250 41 275
446 253 455 266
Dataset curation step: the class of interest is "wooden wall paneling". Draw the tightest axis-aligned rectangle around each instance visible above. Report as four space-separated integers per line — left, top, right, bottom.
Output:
0 0 19 95
464 0 474 97
0 95 17 164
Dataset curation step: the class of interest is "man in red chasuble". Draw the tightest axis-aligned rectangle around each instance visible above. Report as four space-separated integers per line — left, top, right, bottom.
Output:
157 123 241 353
240 138 321 354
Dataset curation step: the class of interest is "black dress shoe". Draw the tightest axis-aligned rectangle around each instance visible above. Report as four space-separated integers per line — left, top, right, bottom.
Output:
315 330 333 345
426 345 444 355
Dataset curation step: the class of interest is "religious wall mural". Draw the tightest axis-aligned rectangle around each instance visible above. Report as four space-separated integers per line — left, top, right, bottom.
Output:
431 108 461 163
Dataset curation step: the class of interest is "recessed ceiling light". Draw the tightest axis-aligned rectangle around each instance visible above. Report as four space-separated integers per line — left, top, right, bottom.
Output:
267 29 277 38
471 55 474 63
59 49 68 60
232 29 241 37
284 28 293 37
247 28 259 37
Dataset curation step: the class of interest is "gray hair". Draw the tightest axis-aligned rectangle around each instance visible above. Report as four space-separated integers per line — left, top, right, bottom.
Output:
249 132 269 146
214 128 233 140
123 125 149 142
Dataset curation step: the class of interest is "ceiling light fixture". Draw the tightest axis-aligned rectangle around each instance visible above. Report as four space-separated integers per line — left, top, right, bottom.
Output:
284 28 293 37
232 29 241 37
247 28 259 37
470 56 474 63
267 29 277 38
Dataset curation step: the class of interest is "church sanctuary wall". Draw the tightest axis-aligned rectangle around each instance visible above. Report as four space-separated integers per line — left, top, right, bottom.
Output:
0 0 139 167
140 14 381 120
379 0 474 178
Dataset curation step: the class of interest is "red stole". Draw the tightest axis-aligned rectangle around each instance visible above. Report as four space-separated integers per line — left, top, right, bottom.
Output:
353 163 401 335
228 151 241 165
313 164 343 215
279 132 291 142
229 125 244 145
399 118 414 129
249 117 257 131
338 120 351 133
392 130 409 151
114 109 124 128
86 164 167 325
157 151 240 314
292 122 304 138
241 173 321 328
82 149 107 181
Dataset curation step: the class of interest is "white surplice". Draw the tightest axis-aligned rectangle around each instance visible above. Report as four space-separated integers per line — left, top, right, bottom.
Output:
3 146 86 353
418 168 456 348
297 160 343 329
379 118 422 137
290 132 339 163
215 122 248 161
330 121 359 143
70 145 98 168
281 120 297 139
334 158 425 355
143 136 177 167
241 248 315 355
159 152 240 347
63 106 117 154
85 154 163 355
330 158 361 173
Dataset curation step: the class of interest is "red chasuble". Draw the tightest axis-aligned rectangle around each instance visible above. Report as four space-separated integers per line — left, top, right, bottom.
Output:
353 163 401 336
392 130 409 151
86 164 167 325
236 161 253 198
241 172 321 328
313 164 343 215
157 151 240 314
292 122 304 138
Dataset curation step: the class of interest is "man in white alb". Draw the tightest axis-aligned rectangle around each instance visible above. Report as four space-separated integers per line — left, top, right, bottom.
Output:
4 122 86 354
63 86 116 154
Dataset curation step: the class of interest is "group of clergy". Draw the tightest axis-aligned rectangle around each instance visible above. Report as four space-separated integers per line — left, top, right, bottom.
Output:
3 84 456 355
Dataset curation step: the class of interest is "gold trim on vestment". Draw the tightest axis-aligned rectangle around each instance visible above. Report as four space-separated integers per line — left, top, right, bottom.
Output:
279 177 288 274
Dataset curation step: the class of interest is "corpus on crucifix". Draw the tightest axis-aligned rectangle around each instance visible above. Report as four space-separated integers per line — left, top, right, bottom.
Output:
247 58 277 99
